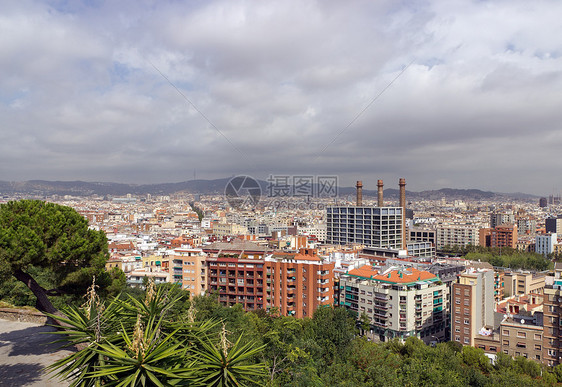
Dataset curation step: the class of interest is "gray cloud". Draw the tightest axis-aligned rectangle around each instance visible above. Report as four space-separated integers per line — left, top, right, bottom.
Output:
1 0 561 195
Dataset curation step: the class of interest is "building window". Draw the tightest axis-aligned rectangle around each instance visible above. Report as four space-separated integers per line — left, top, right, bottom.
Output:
464 319 469 325
503 340 509 346
516 343 526 349
534 334 542 340
489 346 497 352
455 336 460 342
503 330 509 336
535 344 542 351
517 332 526 338
464 337 469 344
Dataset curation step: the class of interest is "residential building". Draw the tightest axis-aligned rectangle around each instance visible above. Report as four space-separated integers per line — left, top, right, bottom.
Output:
265 248 334 318
500 317 544 361
503 271 545 297
172 248 207 296
204 241 269 311
516 218 537 236
480 224 518 249
536 233 557 257
436 225 480 249
543 263 562 366
546 216 562 234
212 222 249 237
494 271 505 303
490 211 515 229
451 269 495 346
339 265 448 344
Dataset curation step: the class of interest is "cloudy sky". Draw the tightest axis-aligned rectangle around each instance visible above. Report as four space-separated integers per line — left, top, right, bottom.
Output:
1 0 561 195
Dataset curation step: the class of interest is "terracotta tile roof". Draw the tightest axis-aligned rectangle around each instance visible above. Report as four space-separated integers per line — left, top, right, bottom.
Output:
372 268 436 283
348 266 436 283
348 264 378 278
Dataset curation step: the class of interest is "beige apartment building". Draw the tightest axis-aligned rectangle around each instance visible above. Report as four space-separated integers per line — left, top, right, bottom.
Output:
212 222 249 237
171 248 208 296
501 318 544 362
436 225 480 249
503 271 545 297
452 269 495 346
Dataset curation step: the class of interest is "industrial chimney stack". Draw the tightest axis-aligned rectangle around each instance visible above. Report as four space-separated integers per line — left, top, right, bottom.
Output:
399 178 406 251
377 180 384 207
356 181 363 206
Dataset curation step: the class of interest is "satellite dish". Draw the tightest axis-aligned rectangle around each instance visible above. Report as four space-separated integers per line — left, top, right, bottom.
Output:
521 319 525 324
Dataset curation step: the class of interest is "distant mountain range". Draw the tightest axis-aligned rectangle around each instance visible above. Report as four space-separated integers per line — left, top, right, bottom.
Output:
0 178 538 201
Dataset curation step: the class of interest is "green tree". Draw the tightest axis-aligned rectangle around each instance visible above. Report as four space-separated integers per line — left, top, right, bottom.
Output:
0 200 111 315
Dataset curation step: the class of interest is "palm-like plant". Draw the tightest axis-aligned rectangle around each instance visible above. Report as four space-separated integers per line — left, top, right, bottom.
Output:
191 329 266 387
88 314 195 386
47 280 266 386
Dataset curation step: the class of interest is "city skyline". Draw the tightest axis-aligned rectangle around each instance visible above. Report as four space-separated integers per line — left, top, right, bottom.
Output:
1 0 561 195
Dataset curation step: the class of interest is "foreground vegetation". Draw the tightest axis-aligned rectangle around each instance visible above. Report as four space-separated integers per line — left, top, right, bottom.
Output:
43 280 562 386
48 281 266 386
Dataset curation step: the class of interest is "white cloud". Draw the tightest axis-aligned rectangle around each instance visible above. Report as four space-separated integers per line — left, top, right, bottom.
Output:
0 0 561 194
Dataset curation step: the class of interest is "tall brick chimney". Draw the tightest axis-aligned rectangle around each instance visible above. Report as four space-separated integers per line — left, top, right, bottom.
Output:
399 178 406 250
377 179 384 207
356 181 363 206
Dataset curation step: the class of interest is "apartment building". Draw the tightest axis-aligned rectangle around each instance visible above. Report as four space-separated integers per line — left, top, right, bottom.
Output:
490 211 515 228
480 224 518 249
501 317 544 362
536 233 557 257
452 269 495 346
435 225 480 249
339 265 448 344
204 241 269 311
212 222 249 237
172 248 207 296
326 206 403 249
543 263 562 366
494 271 505 303
265 248 334 318
503 271 545 297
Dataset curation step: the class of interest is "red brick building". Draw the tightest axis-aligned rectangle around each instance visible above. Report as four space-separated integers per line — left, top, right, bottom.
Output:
266 248 334 318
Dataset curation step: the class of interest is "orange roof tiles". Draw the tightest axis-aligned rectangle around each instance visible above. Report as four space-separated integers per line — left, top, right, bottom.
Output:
348 264 379 278
348 266 436 283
